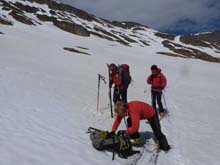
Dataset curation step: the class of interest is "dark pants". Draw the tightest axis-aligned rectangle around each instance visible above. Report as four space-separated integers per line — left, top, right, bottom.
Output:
151 91 164 113
148 114 170 151
127 115 170 151
126 117 140 139
113 88 127 103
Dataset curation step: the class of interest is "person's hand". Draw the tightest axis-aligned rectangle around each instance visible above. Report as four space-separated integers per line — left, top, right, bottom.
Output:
109 81 113 88
117 130 126 136
107 131 115 137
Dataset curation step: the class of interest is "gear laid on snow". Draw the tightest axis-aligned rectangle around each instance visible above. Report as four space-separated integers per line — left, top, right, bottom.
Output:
87 127 134 160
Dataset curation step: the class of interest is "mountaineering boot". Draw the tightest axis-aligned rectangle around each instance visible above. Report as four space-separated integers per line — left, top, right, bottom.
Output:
159 137 171 151
130 138 140 145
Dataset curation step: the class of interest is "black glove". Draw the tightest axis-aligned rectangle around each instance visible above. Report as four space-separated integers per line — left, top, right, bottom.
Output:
109 81 113 88
117 130 126 136
107 131 115 138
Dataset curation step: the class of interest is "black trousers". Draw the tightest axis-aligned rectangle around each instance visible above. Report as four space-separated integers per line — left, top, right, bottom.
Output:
148 114 170 150
126 115 170 150
151 91 164 113
113 88 127 103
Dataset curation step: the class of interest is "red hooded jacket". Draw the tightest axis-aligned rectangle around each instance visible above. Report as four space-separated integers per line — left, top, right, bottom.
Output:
146 68 167 92
112 101 156 135
110 73 127 90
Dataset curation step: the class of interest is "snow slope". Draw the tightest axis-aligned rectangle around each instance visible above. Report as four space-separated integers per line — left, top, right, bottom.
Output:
1 20 220 165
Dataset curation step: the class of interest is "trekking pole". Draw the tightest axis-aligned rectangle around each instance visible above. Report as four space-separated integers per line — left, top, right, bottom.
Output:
106 64 113 118
162 91 171 123
162 92 168 110
144 87 150 93
97 74 107 112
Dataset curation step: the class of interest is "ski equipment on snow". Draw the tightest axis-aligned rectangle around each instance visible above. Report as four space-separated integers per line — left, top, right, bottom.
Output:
107 63 114 118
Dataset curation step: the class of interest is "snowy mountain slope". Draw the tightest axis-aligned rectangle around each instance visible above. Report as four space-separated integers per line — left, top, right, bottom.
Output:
1 0 220 63
1 1 220 165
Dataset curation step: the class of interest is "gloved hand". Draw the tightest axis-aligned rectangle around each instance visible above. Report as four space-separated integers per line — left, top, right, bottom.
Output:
109 80 113 88
107 131 115 138
117 130 126 136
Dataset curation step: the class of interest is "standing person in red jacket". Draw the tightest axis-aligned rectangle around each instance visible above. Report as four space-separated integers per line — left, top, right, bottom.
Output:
147 65 167 118
112 100 170 151
109 63 130 103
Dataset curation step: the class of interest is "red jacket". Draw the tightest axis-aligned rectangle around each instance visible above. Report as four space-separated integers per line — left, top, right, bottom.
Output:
112 101 156 135
146 68 167 92
110 73 126 89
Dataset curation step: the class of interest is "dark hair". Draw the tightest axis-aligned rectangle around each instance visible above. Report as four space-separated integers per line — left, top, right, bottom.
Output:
151 65 158 70
109 63 118 73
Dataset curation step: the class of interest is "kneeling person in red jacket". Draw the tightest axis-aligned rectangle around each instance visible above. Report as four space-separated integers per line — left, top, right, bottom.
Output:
112 100 170 151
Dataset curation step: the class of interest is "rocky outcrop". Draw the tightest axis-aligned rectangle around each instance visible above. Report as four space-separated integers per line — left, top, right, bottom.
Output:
197 31 220 46
36 14 56 22
27 0 50 4
157 52 187 58
13 2 39 13
162 40 220 63
155 32 175 41
0 16 13 25
93 26 130 46
112 21 148 29
180 31 220 49
9 10 35 25
180 35 212 48
53 20 90 37
63 47 90 56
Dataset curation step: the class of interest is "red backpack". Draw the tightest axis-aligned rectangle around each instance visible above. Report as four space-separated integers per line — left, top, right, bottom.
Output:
119 64 131 86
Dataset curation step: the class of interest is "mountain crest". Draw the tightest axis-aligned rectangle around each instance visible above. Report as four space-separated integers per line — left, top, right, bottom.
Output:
1 0 220 62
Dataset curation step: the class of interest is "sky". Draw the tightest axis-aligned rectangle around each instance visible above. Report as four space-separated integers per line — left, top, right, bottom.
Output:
59 0 220 34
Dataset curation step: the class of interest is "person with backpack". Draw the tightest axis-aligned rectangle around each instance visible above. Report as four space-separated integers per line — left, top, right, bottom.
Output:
111 100 171 151
146 65 167 118
109 63 131 103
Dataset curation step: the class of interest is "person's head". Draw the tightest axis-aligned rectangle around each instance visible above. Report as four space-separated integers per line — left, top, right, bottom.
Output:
151 65 158 75
109 63 118 75
114 101 128 117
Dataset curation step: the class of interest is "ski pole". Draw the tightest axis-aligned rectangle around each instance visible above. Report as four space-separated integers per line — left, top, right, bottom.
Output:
144 87 150 93
162 92 168 110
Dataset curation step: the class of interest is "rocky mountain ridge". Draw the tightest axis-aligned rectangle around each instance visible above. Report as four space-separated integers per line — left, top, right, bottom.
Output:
1 0 220 62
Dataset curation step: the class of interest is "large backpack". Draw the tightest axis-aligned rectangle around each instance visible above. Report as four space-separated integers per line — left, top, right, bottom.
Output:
88 127 132 159
118 64 131 87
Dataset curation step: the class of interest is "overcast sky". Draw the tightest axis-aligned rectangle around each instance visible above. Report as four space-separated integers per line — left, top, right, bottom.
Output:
59 0 220 34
